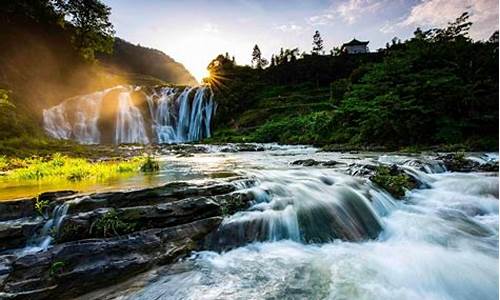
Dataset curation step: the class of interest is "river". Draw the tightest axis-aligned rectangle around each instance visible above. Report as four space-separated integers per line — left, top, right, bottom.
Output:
79 144 499 300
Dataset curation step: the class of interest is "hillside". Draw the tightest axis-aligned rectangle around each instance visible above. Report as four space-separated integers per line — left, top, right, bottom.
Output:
0 2 196 140
98 38 197 86
207 14 499 150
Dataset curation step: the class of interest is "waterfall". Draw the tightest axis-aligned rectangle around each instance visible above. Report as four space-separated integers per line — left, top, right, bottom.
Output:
43 88 113 143
115 89 150 144
43 85 215 144
176 87 195 141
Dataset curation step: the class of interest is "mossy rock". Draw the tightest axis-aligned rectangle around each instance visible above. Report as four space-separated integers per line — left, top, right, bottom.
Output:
370 165 417 199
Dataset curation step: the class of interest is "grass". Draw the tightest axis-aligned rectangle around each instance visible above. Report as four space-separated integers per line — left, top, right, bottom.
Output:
0 153 153 184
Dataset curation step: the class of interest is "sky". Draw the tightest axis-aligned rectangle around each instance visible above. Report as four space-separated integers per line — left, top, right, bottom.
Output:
103 0 499 82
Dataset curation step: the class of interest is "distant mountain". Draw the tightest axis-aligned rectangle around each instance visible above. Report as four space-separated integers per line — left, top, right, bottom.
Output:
99 38 197 86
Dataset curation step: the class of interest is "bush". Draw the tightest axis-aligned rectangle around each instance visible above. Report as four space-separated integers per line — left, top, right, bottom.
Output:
140 155 160 172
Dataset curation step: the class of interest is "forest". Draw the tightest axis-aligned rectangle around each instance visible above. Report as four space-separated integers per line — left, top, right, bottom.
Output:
207 13 499 150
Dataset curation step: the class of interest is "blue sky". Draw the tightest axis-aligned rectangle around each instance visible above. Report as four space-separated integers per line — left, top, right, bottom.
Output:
103 0 499 81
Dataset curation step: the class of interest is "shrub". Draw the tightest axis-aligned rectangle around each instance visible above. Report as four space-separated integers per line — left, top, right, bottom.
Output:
89 209 136 237
140 155 160 172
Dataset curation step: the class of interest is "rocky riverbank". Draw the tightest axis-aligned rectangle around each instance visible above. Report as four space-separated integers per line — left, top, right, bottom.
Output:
0 179 253 299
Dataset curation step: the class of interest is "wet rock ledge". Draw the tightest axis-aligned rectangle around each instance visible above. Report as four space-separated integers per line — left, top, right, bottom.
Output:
0 179 254 299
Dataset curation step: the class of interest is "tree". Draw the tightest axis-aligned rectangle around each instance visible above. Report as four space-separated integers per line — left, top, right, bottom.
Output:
312 30 324 54
251 44 268 69
270 55 276 67
330 46 341 56
54 0 115 60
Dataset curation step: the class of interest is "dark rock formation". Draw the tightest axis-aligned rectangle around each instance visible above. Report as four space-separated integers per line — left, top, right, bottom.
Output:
0 218 221 300
291 159 340 167
220 144 266 153
438 154 499 172
0 179 254 299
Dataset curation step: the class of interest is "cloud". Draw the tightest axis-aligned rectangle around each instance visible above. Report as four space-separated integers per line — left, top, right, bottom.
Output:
335 0 385 24
307 0 386 26
379 21 397 34
400 0 498 39
202 23 220 33
275 23 304 32
307 14 335 26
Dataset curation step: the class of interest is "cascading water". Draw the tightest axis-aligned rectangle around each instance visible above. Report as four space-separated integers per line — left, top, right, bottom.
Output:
101 148 498 300
43 85 215 144
24 203 69 253
115 89 150 144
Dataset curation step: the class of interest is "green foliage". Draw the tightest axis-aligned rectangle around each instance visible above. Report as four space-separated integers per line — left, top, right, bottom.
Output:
331 13 498 147
0 89 14 108
55 0 115 60
49 261 66 277
34 196 50 217
370 166 416 198
208 12 498 150
2 0 114 61
90 209 135 238
140 155 160 172
0 156 7 171
251 44 268 69
312 30 324 54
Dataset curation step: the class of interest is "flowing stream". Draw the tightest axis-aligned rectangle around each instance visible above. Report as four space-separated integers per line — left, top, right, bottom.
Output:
85 145 499 300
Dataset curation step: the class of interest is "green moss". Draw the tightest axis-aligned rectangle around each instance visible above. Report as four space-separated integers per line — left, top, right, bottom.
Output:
220 195 248 216
371 166 416 198
49 261 66 277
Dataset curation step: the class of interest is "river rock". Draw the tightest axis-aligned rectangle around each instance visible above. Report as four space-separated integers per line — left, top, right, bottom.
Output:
0 199 35 222
0 178 257 299
56 197 222 243
64 181 239 215
438 153 499 172
0 218 43 252
0 217 222 300
220 143 265 153
291 159 340 167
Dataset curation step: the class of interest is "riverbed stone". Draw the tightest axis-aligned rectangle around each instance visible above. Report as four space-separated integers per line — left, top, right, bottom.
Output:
0 198 35 222
0 178 256 298
57 197 222 243
0 218 44 252
438 153 499 172
291 159 341 167
0 217 222 299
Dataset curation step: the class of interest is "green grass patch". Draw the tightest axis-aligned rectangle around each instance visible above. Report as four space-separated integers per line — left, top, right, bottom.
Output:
1 153 150 183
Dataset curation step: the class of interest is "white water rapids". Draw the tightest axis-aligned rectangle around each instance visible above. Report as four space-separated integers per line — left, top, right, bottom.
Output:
43 85 215 144
87 146 498 300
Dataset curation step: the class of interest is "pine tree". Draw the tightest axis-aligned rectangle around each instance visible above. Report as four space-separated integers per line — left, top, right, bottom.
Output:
312 30 324 55
251 44 268 69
